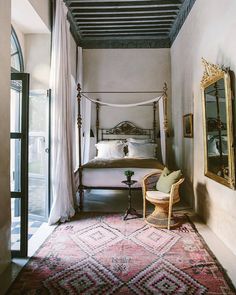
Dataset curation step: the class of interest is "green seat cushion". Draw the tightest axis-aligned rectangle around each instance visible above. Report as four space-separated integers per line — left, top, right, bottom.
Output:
156 167 182 193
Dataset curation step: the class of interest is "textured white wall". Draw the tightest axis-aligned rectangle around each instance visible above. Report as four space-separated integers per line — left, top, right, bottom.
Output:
83 49 171 158
70 34 77 80
0 0 11 274
25 34 51 89
28 0 50 31
171 0 236 254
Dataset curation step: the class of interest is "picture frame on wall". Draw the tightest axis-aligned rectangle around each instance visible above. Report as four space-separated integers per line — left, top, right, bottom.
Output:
183 113 193 138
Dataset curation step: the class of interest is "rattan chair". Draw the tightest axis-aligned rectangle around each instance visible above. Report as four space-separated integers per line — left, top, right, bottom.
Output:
142 171 184 230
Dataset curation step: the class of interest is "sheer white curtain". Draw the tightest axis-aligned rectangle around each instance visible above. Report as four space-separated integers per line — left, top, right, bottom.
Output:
159 97 167 165
81 99 91 164
48 0 75 225
77 46 91 164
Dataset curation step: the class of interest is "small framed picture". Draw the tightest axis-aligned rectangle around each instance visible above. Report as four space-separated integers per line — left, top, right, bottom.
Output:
183 113 193 138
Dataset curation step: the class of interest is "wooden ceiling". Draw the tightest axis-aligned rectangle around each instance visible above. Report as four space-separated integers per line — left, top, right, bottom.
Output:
64 0 196 48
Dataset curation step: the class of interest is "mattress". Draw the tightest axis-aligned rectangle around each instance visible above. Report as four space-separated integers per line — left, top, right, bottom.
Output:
76 158 163 188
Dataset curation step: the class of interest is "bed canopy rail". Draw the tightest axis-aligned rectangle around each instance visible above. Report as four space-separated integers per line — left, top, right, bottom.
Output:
76 83 168 210
79 84 168 143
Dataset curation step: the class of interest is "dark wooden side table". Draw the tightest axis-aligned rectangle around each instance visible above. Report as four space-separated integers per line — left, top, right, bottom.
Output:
122 180 142 220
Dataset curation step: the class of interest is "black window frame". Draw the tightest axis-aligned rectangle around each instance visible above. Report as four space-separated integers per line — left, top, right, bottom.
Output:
11 26 24 73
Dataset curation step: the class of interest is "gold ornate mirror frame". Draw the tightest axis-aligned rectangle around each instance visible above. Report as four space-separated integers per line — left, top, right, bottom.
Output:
201 58 235 189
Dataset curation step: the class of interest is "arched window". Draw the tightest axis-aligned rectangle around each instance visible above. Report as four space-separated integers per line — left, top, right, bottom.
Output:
11 27 24 72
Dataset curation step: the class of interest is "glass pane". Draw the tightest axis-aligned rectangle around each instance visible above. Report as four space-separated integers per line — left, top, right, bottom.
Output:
11 82 22 133
11 34 17 55
29 91 49 218
11 33 21 71
11 139 21 192
11 54 21 72
11 198 21 251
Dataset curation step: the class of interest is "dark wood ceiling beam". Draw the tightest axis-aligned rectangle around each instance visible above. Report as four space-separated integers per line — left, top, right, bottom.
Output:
72 8 179 14
81 28 170 33
82 34 168 39
63 0 195 49
64 0 184 5
169 0 195 44
66 8 82 44
74 12 176 19
75 14 176 21
79 24 172 29
80 38 171 49
82 35 169 40
66 0 183 4
77 22 172 29
82 31 168 35
73 9 179 15
70 4 181 10
77 20 173 27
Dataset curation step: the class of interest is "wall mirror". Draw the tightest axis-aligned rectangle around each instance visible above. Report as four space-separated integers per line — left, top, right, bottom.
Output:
201 58 235 189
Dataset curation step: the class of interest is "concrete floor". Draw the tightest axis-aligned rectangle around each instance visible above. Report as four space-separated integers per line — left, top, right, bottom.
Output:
1 189 236 294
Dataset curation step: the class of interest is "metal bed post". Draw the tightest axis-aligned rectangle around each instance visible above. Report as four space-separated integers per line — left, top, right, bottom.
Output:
96 99 100 143
77 83 83 210
163 82 168 165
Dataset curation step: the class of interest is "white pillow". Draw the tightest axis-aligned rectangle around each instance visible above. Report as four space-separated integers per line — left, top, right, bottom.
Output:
207 137 219 156
127 142 156 158
221 139 228 155
97 140 123 145
95 142 125 159
126 138 151 143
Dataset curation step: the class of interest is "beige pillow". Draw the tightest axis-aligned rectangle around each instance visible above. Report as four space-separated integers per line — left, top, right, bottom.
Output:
156 167 182 193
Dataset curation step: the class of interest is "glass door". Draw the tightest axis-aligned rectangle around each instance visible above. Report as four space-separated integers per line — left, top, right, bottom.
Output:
11 73 29 257
28 90 50 222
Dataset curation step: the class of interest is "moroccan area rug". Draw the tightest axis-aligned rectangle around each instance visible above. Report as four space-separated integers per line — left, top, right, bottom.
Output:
8 213 235 294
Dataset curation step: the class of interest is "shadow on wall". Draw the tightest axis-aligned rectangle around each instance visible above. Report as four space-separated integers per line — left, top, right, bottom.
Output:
166 137 194 208
167 135 178 170
195 182 210 223
180 177 194 208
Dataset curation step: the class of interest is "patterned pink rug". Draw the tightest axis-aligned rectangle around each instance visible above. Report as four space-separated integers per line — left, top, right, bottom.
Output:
8 213 235 294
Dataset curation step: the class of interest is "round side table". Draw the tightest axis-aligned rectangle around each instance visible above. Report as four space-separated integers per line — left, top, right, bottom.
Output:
122 180 142 220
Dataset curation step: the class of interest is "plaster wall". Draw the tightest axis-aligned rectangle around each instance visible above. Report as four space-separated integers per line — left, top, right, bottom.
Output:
24 22 77 91
25 34 51 90
28 0 51 31
83 49 171 158
70 34 77 80
0 0 11 274
171 0 236 254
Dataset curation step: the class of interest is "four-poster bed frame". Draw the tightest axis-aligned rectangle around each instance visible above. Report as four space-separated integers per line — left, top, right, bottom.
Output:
76 83 169 210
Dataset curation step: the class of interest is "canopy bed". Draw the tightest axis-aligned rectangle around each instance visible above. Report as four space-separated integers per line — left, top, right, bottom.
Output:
75 83 169 210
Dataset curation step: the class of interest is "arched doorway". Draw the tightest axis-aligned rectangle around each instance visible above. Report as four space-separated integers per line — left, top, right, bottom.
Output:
10 27 29 257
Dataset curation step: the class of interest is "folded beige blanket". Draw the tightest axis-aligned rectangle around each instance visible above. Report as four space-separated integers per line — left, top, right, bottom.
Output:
82 158 164 169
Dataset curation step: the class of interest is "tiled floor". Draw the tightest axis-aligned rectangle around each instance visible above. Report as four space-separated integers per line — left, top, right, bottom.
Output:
11 174 47 251
11 218 45 250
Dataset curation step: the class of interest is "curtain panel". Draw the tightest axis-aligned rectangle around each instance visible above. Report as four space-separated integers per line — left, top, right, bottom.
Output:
48 0 75 225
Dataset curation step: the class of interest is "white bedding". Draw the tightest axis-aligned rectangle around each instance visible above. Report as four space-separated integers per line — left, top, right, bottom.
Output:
75 156 163 190
81 167 161 188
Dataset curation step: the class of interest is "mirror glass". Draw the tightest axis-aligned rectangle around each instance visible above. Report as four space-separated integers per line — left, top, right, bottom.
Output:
201 59 235 189
205 78 229 178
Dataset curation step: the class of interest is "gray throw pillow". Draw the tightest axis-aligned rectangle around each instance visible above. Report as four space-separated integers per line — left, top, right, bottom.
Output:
156 167 182 193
